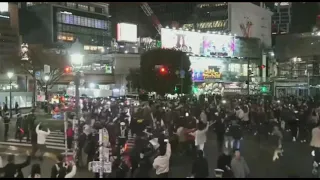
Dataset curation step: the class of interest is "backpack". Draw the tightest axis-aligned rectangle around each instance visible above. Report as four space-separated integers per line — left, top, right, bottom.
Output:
55 164 67 178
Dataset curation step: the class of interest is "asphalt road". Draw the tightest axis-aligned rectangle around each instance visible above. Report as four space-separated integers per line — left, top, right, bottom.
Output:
0 130 314 178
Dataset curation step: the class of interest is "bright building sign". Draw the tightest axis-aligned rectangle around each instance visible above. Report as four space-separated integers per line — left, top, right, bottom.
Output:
203 69 222 79
161 28 235 57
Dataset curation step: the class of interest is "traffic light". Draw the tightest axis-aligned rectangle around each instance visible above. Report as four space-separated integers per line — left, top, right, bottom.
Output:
159 66 168 75
192 86 198 93
260 86 268 93
258 65 266 69
175 84 181 93
64 66 72 74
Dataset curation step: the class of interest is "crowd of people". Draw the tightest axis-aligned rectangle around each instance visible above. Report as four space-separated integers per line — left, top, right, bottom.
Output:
1 94 320 178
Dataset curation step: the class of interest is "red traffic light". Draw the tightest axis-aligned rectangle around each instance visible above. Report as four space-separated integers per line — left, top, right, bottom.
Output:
159 66 168 75
258 65 266 69
160 67 166 73
64 66 72 73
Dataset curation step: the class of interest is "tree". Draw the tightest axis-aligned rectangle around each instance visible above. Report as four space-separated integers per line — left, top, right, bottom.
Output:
140 49 192 95
12 44 68 107
126 68 141 93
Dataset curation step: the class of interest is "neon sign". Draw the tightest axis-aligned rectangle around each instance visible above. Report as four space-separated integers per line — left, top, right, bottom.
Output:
203 69 222 79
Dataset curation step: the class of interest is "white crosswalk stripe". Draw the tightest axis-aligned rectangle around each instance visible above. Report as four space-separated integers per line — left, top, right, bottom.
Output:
0 131 66 151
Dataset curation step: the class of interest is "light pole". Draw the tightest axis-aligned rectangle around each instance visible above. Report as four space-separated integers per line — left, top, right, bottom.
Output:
68 39 84 166
44 75 49 101
7 72 13 118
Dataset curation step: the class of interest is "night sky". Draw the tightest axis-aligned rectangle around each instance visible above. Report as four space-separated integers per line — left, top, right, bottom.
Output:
110 2 320 37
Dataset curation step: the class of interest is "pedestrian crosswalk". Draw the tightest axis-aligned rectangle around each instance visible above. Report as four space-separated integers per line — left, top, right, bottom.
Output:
0 130 66 151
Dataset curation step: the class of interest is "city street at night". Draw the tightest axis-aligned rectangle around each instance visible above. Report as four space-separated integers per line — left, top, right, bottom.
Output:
0 131 314 178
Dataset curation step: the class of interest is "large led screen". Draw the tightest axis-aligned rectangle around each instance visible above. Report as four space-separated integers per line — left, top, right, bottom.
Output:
202 34 235 57
161 28 202 55
117 23 138 42
190 57 225 82
161 28 235 56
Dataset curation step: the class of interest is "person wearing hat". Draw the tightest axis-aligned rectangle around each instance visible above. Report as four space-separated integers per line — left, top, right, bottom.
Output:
3 112 10 141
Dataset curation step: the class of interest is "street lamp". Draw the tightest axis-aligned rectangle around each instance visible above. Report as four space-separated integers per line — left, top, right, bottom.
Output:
7 72 13 118
68 39 84 166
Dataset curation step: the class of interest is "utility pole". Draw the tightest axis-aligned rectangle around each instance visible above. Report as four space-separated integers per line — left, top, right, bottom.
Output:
180 55 184 94
247 58 250 96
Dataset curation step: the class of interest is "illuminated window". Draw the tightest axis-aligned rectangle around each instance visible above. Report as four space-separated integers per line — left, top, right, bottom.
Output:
228 64 241 73
67 36 73 41
198 2 227 8
26 2 34 6
197 20 227 29
84 45 105 52
182 24 194 29
57 32 74 42
66 2 76 8
78 4 88 11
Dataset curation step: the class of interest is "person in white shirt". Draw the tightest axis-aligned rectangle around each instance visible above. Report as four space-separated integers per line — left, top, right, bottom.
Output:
35 123 50 161
153 142 171 178
64 162 77 178
190 120 209 151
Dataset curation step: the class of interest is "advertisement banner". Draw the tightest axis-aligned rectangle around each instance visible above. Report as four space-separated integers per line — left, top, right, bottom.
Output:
117 23 138 42
193 67 222 82
202 34 235 57
161 28 235 56
161 28 202 55
190 57 224 82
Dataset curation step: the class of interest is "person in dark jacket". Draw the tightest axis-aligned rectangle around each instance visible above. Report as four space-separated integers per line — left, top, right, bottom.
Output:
191 150 209 178
134 152 152 178
26 111 36 142
217 148 233 178
15 102 19 115
30 125 38 159
3 112 10 141
214 117 226 152
0 150 31 178
226 120 242 150
50 154 64 178
3 102 8 113
15 113 23 141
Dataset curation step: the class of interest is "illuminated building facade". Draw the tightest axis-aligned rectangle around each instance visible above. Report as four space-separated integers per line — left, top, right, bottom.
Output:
18 2 115 85
271 2 292 34
19 2 111 53
182 2 228 32
0 2 20 72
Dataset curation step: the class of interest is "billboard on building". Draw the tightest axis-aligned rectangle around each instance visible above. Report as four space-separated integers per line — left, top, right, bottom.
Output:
228 2 273 47
190 57 224 82
0 3 8 12
117 23 138 42
161 28 235 57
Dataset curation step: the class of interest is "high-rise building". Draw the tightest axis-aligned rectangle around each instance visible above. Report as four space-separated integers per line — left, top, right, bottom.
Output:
0 2 20 73
182 2 228 32
19 2 114 85
19 2 111 53
271 2 292 34
148 2 196 27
